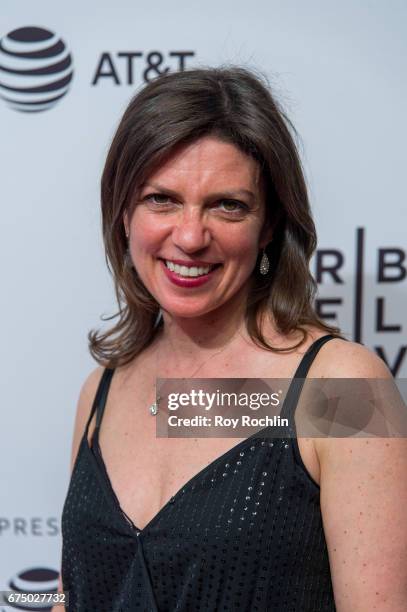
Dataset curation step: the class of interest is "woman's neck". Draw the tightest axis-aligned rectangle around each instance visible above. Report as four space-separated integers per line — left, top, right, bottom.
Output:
157 305 249 364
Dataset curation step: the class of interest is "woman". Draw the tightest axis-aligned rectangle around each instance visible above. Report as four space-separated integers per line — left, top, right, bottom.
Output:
59 66 407 611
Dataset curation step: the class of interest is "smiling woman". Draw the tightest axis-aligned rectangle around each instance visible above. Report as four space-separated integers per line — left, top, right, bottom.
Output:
123 136 270 316
58 65 407 612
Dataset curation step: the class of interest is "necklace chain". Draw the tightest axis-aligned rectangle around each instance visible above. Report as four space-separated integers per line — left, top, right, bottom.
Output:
149 326 242 415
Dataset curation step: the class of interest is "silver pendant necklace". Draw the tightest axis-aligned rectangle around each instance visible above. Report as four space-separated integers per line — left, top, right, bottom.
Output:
149 327 242 416
149 397 160 416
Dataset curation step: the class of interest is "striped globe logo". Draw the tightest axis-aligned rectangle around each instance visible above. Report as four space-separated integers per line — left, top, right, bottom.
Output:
0 26 74 113
5 566 59 610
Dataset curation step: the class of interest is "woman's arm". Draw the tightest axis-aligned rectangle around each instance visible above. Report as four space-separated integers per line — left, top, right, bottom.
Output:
51 366 105 612
315 342 407 610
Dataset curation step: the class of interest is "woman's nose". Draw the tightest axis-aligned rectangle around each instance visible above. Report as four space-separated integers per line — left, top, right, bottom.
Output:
171 209 212 252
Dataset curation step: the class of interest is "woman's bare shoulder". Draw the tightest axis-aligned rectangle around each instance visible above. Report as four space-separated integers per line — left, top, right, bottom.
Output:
300 330 394 471
69 365 106 470
308 334 393 379
77 365 106 414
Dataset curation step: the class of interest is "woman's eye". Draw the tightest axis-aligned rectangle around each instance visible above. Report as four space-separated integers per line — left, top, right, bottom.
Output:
144 193 172 204
217 199 247 213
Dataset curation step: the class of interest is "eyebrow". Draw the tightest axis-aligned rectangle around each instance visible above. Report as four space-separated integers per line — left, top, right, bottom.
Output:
141 182 256 201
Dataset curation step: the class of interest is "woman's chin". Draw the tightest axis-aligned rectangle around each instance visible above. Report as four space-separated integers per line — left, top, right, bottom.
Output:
160 306 215 320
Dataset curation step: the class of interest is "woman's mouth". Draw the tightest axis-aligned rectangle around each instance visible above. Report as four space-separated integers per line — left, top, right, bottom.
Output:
159 258 222 287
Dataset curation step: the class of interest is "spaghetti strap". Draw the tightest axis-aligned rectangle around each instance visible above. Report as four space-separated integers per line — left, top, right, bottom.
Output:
280 334 344 420
84 367 115 441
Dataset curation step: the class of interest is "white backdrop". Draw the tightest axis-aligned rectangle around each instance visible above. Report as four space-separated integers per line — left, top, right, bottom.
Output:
1 1 406 606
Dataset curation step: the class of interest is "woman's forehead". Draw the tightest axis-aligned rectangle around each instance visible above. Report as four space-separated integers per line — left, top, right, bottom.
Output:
142 136 263 193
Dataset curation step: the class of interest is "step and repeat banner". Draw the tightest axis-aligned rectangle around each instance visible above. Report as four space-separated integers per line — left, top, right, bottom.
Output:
1 1 406 607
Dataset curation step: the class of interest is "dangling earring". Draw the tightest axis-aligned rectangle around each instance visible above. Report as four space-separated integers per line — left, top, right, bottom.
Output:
259 248 270 275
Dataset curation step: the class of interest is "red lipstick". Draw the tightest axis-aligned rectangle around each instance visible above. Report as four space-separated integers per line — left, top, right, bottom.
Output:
160 259 221 288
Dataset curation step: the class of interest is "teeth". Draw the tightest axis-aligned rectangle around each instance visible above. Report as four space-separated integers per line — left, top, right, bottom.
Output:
165 260 214 277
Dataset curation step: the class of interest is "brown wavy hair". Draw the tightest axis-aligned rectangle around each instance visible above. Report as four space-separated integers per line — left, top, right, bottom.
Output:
88 65 342 368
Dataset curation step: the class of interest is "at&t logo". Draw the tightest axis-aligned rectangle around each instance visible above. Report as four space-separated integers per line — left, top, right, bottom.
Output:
0 26 74 113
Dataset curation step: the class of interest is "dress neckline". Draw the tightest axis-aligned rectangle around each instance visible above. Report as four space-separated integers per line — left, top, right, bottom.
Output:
86 423 277 536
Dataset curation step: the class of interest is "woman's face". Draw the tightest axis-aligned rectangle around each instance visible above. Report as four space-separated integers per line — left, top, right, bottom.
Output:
123 136 272 319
